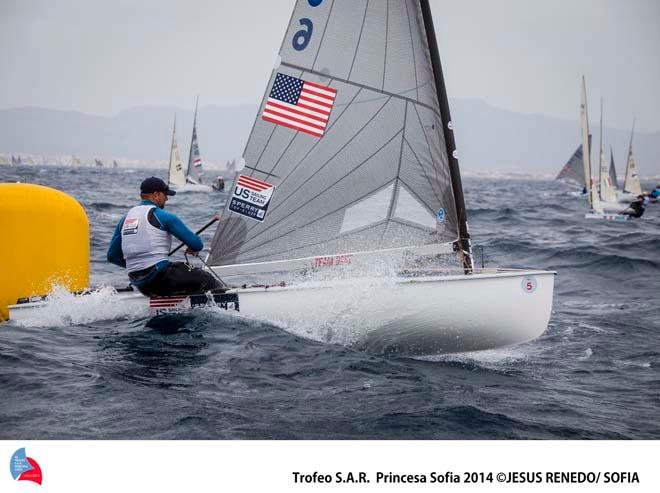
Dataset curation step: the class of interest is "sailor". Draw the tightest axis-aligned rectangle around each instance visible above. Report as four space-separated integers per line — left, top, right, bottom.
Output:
620 194 648 219
650 184 660 200
107 177 224 296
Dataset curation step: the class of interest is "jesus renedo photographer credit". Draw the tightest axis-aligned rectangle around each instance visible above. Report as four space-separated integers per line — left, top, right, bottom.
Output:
291 471 640 485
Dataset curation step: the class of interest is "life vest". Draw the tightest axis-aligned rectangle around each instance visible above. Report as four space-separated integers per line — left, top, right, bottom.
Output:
121 205 172 273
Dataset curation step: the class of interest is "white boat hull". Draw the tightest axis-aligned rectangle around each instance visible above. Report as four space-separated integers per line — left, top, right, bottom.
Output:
7 270 555 356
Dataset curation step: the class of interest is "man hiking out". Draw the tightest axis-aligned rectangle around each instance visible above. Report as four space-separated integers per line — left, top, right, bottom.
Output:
107 177 224 296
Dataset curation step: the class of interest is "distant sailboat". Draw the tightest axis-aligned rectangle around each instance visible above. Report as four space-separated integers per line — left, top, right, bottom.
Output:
113 160 119 169
622 119 642 198
167 116 186 190
556 135 591 191
71 155 81 171
596 99 618 205
94 159 104 168
0 155 9 166
176 98 213 192
608 146 617 189
582 82 628 220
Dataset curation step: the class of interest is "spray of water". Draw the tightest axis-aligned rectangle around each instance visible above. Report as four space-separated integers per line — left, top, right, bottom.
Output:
13 285 149 328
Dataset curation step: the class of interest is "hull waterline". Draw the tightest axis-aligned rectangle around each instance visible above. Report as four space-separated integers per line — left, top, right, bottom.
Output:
7 270 555 356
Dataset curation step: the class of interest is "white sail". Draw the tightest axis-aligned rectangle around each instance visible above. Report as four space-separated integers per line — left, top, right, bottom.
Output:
597 99 617 204
623 119 642 196
167 116 186 189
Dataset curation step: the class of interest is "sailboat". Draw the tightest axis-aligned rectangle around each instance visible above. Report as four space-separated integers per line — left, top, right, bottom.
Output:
556 135 591 192
581 82 627 220
8 0 555 355
166 115 187 190
620 119 642 202
71 155 81 172
608 147 618 189
182 98 213 192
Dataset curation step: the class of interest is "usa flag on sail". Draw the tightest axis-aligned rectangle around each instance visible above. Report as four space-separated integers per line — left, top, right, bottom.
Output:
261 72 337 137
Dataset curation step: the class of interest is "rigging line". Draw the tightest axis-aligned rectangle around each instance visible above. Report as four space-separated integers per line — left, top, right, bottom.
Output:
243 166 281 180
240 86 364 238
234 128 403 257
280 61 442 120
311 0 336 71
411 102 443 193
404 0 419 102
347 0 370 80
382 0 389 91
402 136 442 204
239 97 396 247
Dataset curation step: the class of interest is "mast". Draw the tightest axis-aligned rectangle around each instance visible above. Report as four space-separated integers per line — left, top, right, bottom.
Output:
580 76 593 207
168 114 176 185
598 97 604 200
186 96 199 180
419 0 472 272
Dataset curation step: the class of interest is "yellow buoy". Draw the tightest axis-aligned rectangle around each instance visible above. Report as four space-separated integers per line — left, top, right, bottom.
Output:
0 183 89 320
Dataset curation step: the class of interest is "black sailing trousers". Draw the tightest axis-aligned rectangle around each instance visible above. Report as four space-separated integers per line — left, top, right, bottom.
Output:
135 262 224 297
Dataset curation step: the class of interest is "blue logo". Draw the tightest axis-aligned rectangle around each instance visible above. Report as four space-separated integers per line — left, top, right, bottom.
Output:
436 208 445 222
308 0 324 6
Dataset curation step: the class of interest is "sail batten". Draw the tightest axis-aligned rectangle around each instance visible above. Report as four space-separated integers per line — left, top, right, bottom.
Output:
208 0 466 270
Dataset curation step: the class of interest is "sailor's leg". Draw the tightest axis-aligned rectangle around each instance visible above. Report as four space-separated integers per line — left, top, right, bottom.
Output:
143 262 223 296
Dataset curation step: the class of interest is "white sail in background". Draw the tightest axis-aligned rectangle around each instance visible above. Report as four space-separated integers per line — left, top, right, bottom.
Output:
71 155 81 168
167 116 186 189
623 119 642 196
597 99 617 204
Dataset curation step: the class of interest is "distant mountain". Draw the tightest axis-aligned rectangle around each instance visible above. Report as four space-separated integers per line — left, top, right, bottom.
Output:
0 101 658 175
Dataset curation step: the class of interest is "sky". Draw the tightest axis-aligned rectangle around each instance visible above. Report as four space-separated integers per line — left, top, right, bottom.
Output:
1 0 659 132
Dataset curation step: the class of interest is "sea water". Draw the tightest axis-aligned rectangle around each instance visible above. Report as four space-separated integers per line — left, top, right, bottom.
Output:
0 166 659 439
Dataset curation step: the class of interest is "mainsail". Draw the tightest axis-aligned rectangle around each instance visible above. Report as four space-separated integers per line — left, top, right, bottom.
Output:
208 0 470 271
186 97 204 185
608 147 617 189
623 119 642 196
597 99 617 203
167 116 186 189
556 135 591 187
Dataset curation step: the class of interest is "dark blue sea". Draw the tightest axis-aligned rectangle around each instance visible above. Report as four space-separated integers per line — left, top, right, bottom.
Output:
1 166 659 439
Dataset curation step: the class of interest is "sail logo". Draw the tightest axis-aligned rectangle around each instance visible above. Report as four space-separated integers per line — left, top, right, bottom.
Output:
9 448 43 485
229 174 275 222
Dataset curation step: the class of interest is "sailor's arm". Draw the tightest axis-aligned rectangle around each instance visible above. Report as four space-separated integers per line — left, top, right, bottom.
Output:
154 209 204 252
107 216 127 268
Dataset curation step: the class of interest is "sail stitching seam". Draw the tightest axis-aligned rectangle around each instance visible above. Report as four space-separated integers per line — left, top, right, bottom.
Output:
280 61 442 120
241 95 392 243
236 126 403 257
240 86 364 238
